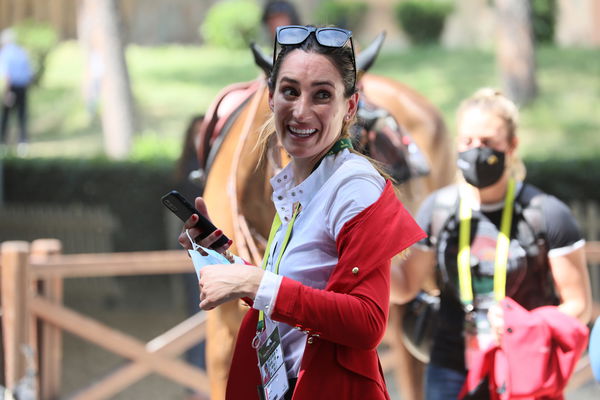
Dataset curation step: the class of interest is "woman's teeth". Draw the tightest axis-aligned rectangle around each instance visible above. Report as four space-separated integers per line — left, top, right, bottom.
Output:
289 126 317 137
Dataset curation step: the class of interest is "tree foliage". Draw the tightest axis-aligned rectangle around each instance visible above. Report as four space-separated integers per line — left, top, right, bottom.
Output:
395 0 453 44
200 0 261 49
13 19 58 85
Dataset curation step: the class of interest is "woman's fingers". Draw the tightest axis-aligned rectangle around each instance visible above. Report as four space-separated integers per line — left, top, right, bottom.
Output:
487 304 505 344
214 238 233 255
196 229 222 248
177 197 233 257
178 214 200 249
197 264 262 310
195 197 210 219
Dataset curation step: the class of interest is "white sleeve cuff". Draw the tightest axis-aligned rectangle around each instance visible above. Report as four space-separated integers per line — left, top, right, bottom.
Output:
548 239 586 258
252 270 283 317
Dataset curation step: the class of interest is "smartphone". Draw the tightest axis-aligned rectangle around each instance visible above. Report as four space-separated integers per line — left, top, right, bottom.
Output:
161 190 230 249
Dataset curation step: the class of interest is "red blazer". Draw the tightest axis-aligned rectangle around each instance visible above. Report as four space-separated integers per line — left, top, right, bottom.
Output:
226 181 426 399
460 297 589 400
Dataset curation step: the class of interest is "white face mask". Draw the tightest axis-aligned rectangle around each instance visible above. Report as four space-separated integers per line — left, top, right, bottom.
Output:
186 230 243 279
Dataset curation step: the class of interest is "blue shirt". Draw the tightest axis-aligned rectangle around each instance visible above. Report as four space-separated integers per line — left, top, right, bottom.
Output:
0 43 33 87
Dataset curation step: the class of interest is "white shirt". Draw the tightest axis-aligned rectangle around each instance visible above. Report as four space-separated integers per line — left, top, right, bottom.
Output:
253 149 385 378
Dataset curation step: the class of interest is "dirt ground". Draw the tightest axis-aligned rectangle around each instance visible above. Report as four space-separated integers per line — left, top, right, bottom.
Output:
53 275 600 399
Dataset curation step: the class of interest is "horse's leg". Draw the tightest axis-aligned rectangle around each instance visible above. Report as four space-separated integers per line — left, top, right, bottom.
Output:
205 300 247 400
388 303 425 400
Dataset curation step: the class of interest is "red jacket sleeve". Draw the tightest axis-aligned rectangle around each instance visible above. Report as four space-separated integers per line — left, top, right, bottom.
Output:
270 181 425 349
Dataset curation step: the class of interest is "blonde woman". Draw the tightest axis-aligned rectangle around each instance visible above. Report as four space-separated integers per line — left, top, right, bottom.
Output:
392 88 592 399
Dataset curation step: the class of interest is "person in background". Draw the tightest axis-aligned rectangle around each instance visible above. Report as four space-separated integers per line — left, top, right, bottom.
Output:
179 25 425 399
0 28 33 157
392 88 592 399
262 0 301 41
590 317 600 382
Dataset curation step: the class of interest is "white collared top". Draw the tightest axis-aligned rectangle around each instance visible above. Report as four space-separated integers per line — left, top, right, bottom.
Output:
253 149 385 378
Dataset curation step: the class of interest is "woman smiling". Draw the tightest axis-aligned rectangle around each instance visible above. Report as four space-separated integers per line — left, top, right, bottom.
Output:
179 25 425 400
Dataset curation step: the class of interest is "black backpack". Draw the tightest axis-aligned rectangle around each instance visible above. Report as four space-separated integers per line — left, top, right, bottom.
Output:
402 183 548 363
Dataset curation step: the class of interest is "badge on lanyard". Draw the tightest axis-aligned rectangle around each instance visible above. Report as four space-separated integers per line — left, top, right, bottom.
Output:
254 321 289 400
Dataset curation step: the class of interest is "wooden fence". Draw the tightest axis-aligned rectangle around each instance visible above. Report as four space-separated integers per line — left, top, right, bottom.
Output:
1 239 600 399
1 239 209 399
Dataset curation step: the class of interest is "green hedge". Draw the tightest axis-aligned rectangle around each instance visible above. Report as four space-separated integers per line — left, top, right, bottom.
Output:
524 157 599 203
3 157 176 252
3 156 599 252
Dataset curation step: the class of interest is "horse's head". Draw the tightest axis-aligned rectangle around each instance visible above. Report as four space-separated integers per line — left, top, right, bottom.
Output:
250 32 387 80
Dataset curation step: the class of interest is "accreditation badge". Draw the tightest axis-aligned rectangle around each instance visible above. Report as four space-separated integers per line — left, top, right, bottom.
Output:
255 323 289 400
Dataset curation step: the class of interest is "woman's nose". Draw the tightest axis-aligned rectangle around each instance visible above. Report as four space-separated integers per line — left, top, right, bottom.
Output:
469 138 484 148
292 96 311 120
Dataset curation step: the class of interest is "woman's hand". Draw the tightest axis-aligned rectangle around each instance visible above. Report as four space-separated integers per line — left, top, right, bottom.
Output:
177 197 232 254
487 303 504 345
198 264 264 310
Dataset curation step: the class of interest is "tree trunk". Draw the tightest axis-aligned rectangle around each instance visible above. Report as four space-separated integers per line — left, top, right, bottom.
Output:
79 0 134 159
495 0 537 106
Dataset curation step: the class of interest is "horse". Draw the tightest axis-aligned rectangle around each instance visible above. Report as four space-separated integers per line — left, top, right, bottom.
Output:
195 34 455 400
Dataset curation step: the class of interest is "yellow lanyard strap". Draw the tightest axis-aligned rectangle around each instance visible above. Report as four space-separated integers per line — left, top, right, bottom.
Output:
257 203 301 331
457 179 516 306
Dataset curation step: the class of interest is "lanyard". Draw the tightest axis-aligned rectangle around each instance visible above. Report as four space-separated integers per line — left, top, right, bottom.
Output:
257 203 301 331
255 138 353 332
457 178 516 307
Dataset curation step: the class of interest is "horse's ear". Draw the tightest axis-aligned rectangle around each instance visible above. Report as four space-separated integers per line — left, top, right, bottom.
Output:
356 31 386 75
250 42 273 77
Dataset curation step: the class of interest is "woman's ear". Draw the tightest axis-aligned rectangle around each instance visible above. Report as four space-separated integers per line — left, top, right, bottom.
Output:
346 92 359 120
268 90 274 111
509 135 519 154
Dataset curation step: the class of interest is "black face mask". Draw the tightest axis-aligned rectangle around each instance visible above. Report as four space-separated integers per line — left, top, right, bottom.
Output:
457 146 505 188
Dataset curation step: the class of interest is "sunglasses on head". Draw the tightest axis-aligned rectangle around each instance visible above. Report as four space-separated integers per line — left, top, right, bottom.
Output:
273 25 356 90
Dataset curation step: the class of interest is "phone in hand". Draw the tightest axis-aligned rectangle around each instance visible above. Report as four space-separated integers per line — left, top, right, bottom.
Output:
161 190 230 249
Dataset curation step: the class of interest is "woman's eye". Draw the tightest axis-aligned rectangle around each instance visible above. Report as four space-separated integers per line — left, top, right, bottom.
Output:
282 87 298 97
315 90 331 100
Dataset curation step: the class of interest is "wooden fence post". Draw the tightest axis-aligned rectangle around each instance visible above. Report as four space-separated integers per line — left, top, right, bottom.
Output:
1 241 30 391
31 239 63 400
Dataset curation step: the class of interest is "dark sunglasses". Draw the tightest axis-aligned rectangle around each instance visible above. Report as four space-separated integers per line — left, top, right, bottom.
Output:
273 25 356 90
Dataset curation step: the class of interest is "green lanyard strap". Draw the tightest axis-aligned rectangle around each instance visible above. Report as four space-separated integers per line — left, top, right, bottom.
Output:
457 178 516 306
311 137 353 173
